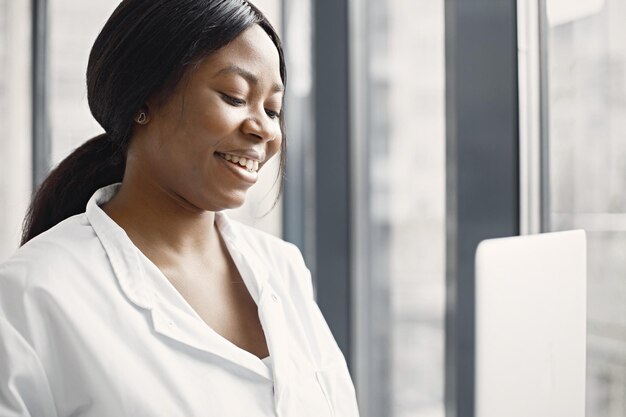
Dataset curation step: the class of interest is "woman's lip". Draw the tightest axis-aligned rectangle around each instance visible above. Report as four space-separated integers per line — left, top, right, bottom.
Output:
216 152 263 163
216 154 258 185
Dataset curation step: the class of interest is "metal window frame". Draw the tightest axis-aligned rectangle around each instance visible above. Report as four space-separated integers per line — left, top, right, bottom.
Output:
32 0 50 190
348 0 393 414
518 0 550 235
282 0 354 364
308 0 353 363
444 2 520 417
281 0 317 268
347 0 373 414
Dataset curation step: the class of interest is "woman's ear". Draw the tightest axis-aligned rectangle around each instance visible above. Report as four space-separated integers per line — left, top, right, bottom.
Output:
134 106 150 124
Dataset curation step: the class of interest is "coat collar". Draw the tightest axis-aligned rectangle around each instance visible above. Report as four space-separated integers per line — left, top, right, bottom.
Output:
85 183 282 381
85 183 272 308
86 183 155 310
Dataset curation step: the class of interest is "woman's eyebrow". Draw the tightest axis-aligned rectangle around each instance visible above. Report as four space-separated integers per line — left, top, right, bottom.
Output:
215 64 284 94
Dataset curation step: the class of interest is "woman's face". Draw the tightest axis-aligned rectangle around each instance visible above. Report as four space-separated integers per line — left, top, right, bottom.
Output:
130 24 284 211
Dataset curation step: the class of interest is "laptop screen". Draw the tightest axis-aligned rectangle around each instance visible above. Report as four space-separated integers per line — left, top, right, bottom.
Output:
474 230 586 417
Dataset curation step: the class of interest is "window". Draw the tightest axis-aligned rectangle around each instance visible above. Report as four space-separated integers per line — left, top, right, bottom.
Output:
352 0 446 416
49 0 118 165
0 0 31 261
546 0 626 415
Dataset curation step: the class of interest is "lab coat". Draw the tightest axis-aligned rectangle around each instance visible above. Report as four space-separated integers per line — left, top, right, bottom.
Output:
0 184 360 417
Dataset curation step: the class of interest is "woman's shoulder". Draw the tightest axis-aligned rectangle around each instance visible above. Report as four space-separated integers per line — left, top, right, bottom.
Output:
226 217 315 300
224 216 309 277
0 213 102 289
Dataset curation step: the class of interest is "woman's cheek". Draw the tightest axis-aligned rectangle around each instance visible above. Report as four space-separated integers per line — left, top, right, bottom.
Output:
205 108 241 132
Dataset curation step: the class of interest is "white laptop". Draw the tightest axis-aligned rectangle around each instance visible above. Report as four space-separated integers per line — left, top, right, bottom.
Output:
475 230 586 417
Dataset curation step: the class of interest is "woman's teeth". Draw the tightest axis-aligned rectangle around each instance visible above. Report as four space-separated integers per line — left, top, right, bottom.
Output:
219 153 259 172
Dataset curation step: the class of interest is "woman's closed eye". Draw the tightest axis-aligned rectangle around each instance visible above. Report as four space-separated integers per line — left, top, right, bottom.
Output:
222 92 281 120
265 109 280 119
220 93 246 107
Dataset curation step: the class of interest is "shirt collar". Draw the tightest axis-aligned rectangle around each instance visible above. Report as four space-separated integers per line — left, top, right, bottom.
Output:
86 183 154 310
85 183 271 309
85 183 278 381
214 211 271 303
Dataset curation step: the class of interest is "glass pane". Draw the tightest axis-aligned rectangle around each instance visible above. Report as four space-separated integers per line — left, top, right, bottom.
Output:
0 0 11 258
355 0 446 416
49 0 118 164
0 0 31 261
546 1 626 415
282 0 315 259
48 0 282 237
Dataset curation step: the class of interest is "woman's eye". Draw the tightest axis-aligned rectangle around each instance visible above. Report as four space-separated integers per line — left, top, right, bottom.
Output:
265 109 281 119
221 93 246 106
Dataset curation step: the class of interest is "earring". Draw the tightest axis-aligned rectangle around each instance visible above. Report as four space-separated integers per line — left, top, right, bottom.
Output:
135 111 148 124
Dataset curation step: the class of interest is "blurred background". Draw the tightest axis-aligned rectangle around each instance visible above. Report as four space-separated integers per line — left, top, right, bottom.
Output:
0 0 624 416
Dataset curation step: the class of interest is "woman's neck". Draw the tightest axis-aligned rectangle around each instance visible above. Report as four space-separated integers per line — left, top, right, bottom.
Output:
101 178 220 264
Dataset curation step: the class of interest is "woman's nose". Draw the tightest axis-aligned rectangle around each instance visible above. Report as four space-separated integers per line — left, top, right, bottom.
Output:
241 110 277 142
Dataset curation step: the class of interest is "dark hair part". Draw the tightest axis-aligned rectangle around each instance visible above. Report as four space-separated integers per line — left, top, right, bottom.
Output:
21 0 286 245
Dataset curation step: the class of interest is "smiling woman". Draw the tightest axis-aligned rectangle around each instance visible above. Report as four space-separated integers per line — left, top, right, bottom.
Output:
103 25 284 215
0 1 359 416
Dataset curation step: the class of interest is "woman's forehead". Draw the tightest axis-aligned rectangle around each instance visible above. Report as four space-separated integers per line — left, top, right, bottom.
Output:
200 25 282 86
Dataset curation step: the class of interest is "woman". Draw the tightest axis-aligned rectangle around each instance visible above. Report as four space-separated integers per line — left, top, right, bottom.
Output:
0 1 360 416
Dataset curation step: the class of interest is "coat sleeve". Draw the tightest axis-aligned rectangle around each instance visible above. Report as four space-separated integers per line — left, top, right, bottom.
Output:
0 315 58 417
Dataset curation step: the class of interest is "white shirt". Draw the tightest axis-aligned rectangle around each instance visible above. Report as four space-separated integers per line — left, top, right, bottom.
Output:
0 184 360 417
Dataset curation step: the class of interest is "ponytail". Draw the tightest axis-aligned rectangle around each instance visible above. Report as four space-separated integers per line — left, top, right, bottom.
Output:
21 134 125 245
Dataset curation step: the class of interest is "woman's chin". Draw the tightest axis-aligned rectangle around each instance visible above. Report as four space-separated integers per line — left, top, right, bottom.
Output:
209 191 248 211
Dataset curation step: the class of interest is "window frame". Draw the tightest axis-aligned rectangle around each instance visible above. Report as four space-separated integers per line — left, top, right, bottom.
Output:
32 0 51 189
444 1 520 417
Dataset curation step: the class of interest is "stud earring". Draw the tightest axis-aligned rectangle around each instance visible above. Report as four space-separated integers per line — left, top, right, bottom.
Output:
135 111 148 124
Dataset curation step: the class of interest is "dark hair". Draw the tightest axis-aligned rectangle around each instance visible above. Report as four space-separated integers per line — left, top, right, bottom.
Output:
21 0 287 245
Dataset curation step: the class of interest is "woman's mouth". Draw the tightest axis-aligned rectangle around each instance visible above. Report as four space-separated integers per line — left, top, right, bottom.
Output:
215 152 260 185
216 152 260 172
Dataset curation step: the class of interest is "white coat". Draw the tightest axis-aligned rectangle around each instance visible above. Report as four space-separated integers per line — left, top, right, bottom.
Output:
0 184 360 417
